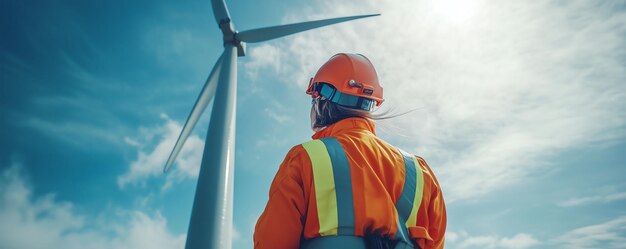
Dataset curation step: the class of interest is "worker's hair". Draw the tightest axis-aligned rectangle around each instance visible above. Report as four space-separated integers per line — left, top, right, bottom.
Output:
312 98 400 130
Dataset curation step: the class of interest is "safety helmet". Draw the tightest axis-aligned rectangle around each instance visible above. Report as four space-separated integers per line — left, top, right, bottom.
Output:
306 53 384 111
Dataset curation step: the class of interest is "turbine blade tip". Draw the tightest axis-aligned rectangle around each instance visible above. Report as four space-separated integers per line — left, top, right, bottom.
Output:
163 162 172 173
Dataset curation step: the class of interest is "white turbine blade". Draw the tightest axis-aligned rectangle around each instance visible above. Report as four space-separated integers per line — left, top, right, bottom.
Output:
211 0 231 25
163 52 224 173
237 14 380 43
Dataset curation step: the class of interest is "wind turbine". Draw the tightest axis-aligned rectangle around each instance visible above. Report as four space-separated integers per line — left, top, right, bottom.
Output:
162 1 379 248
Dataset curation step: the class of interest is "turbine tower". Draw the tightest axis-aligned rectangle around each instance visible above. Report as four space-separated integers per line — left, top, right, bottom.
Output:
162 1 379 248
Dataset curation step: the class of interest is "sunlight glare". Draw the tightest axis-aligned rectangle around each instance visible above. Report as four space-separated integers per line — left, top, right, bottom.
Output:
431 0 482 25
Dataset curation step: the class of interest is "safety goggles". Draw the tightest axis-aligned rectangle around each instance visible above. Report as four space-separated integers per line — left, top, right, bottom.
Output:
307 81 374 111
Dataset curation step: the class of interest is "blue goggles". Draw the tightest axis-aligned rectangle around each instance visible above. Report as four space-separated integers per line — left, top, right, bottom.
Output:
312 83 374 111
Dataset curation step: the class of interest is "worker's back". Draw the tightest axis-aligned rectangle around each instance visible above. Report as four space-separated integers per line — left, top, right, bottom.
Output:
254 117 446 249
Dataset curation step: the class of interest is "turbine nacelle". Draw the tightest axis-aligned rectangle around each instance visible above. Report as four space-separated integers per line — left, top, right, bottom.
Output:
218 18 246 56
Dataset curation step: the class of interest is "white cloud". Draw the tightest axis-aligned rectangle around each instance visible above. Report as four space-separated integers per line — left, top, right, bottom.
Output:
446 231 460 243
244 0 626 201
118 113 204 190
500 234 541 249
264 107 293 124
0 165 185 249
244 44 283 81
450 231 539 249
559 191 626 207
554 216 626 249
459 235 498 248
263 100 296 125
232 225 241 241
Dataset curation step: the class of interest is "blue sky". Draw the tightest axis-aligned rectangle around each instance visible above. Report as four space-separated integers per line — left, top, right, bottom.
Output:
1 0 625 248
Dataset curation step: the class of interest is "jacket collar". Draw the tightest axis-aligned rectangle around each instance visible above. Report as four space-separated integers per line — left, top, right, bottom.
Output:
312 117 376 139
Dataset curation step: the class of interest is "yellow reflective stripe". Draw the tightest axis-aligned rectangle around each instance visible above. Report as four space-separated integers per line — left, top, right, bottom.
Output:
405 157 424 227
302 140 338 236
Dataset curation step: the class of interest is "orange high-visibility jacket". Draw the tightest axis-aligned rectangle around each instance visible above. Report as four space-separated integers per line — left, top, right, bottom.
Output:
254 118 446 249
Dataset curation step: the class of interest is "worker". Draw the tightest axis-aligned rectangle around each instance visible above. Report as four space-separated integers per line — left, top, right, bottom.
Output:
254 53 446 249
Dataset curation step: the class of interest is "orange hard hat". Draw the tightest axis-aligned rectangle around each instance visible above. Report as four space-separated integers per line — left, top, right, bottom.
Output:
306 53 384 109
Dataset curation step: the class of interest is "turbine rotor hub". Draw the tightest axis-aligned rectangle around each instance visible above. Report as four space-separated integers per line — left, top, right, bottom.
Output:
219 18 246 57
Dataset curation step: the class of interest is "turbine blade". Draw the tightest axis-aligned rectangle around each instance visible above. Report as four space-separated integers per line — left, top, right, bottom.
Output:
163 52 224 173
211 0 232 26
237 14 380 43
